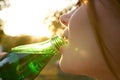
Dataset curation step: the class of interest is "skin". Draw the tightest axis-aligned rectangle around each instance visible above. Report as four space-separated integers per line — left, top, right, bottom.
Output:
0 52 7 60
59 0 120 80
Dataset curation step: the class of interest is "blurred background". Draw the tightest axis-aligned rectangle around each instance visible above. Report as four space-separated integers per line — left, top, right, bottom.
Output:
0 0 95 80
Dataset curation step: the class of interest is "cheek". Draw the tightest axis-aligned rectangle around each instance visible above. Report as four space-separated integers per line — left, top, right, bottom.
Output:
59 45 106 75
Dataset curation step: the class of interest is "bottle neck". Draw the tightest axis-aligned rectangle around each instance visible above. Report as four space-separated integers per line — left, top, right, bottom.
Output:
50 35 66 50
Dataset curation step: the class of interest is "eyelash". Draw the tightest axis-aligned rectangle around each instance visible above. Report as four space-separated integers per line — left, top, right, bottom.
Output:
75 1 81 7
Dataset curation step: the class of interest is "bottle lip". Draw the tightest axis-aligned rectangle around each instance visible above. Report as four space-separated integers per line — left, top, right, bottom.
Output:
50 35 65 51
50 35 61 50
50 40 58 51
51 35 67 41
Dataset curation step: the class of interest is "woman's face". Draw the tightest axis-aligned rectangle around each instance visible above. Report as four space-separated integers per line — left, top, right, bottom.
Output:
59 0 117 79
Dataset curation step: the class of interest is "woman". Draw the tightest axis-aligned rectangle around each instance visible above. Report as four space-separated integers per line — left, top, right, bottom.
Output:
59 0 120 80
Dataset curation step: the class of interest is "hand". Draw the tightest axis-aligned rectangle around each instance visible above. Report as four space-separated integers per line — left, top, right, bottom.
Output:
0 52 8 60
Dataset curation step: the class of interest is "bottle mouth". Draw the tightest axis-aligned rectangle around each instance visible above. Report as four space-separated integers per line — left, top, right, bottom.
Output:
50 35 68 50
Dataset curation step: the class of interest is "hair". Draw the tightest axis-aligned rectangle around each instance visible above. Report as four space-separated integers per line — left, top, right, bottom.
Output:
82 0 120 79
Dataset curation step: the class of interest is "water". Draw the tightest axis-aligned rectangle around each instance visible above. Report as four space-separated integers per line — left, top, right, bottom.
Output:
0 53 54 80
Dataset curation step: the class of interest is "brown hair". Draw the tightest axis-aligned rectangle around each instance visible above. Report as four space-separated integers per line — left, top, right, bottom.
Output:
85 0 120 79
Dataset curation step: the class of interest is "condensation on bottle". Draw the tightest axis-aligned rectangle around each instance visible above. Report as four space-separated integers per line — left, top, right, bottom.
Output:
0 35 67 80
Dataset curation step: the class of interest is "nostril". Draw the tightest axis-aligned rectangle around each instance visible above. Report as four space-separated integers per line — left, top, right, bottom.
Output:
60 15 69 27
61 20 68 26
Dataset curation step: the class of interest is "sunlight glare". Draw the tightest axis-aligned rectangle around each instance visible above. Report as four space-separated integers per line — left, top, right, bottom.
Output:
0 0 77 37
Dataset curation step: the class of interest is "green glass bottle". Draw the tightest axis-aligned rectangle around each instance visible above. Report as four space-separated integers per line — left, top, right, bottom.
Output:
0 35 67 80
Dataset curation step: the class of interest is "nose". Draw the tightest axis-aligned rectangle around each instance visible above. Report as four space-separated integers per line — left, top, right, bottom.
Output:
60 9 75 27
60 13 70 26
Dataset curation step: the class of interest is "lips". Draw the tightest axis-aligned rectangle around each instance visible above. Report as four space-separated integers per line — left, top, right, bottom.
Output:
59 47 63 54
62 28 69 39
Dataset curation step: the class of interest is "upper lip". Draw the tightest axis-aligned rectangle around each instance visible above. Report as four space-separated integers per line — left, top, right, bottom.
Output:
62 28 69 39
